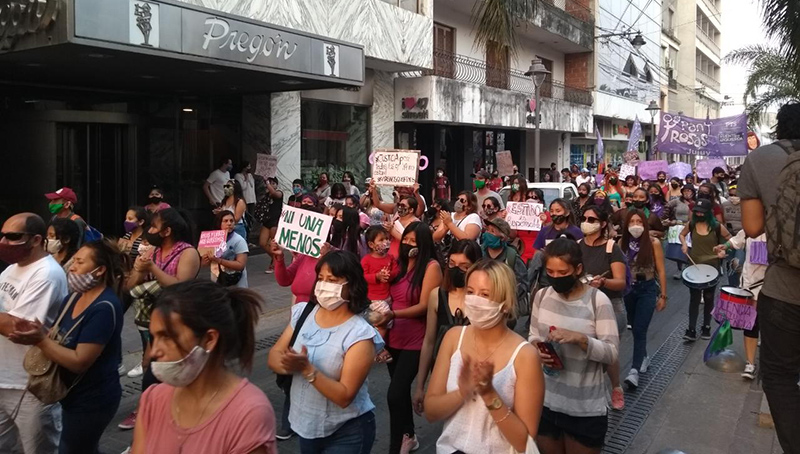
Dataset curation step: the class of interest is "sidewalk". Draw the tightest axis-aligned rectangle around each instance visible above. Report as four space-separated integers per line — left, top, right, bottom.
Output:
627 330 781 454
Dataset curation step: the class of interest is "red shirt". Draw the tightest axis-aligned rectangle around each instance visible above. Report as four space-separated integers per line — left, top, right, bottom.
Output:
361 253 398 301
434 176 450 200
488 177 503 192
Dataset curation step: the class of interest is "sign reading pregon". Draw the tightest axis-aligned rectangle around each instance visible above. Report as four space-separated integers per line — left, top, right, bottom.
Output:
201 17 298 63
0 0 60 50
657 113 748 156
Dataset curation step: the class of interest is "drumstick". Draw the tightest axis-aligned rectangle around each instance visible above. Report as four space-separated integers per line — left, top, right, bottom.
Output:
686 255 697 266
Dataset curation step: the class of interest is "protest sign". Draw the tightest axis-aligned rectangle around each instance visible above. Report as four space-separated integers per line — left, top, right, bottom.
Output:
657 113 748 156
371 149 420 187
637 160 668 180
198 230 228 258
255 153 278 179
668 161 692 179
696 158 727 179
595 174 604 187
496 151 515 177
619 163 636 180
275 204 332 258
713 295 757 330
505 202 544 231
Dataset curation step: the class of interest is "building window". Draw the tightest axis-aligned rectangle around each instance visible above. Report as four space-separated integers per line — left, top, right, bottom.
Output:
640 65 653 83
434 22 455 78
623 55 638 77
301 100 370 191
380 0 419 13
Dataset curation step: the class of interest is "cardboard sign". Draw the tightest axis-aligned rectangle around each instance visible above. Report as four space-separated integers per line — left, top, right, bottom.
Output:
198 230 228 258
696 158 726 179
668 161 693 180
713 296 757 330
275 204 332 258
505 202 544 231
255 153 278 179
371 149 420 187
496 150 515 177
619 163 636 180
637 160 668 180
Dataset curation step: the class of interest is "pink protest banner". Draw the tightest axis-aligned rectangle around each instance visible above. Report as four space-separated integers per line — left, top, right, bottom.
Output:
637 160 668 180
713 295 757 330
696 158 726 179
198 230 228 258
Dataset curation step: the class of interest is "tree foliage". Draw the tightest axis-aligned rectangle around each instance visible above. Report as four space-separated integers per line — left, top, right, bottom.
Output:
470 0 537 60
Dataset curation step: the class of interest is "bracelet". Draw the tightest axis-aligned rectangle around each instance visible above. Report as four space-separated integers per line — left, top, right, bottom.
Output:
495 408 513 424
304 369 317 383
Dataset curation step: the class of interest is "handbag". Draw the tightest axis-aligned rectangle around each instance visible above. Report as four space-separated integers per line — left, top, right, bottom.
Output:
275 302 316 391
131 280 162 328
217 270 243 287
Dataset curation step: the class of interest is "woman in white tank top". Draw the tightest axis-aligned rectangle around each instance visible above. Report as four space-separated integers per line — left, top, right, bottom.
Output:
424 260 544 454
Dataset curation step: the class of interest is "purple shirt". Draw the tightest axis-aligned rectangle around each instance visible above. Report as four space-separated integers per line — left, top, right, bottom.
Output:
533 224 584 250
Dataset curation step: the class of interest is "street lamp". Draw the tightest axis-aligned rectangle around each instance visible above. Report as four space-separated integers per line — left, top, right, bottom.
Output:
525 58 550 182
645 100 660 160
595 30 647 51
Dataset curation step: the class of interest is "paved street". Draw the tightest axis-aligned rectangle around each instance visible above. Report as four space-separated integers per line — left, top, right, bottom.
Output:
100 254 779 453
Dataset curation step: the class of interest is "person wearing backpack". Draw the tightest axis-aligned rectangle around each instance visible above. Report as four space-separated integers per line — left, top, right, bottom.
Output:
481 218 530 326
619 209 667 390
738 102 800 454
577 207 629 411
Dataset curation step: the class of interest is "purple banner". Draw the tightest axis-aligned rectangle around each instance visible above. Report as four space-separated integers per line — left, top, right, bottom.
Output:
668 162 693 179
713 297 757 330
696 158 727 179
657 113 748 156
637 160 668 180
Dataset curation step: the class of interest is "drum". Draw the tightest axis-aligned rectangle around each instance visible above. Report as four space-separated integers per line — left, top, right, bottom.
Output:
682 264 720 289
719 286 755 306
714 286 757 330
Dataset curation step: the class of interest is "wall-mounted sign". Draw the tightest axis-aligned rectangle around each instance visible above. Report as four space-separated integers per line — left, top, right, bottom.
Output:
401 97 429 120
0 0 60 50
613 124 631 136
130 0 159 48
524 99 540 124
323 43 339 77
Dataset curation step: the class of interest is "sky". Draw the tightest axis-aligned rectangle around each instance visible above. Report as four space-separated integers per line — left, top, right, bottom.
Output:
720 0 770 117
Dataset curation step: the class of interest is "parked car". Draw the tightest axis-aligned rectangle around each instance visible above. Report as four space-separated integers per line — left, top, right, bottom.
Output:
498 181 579 206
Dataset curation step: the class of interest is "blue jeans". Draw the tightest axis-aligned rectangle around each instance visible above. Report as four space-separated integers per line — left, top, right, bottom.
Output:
234 223 247 240
624 279 659 371
59 400 120 454
298 411 375 454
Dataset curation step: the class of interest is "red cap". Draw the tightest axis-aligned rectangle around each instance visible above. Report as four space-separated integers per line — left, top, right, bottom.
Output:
44 187 77 203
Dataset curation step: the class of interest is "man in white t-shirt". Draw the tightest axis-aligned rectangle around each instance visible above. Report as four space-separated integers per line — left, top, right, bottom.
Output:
203 158 232 206
0 213 68 454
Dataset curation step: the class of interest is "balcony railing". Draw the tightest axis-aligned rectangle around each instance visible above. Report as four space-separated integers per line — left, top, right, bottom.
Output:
696 69 720 92
540 0 593 23
699 0 720 17
399 50 593 106
696 25 721 55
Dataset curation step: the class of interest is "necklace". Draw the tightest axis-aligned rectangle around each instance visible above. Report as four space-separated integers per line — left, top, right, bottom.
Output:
174 387 221 453
473 328 510 363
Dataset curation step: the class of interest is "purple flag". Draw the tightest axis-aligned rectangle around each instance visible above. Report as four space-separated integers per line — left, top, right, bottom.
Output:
627 117 642 153
595 124 604 162
657 113 748 156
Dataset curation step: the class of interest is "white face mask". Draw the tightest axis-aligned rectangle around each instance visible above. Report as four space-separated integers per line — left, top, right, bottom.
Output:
151 345 211 387
314 281 348 311
46 239 62 255
580 222 602 236
628 225 645 239
463 294 505 330
138 243 154 255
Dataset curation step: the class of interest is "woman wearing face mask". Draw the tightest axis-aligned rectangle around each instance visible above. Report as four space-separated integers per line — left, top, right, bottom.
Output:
481 196 503 222
314 172 331 199
144 186 170 214
119 206 150 262
620 210 667 389
382 222 442 453
202 211 249 288
529 238 619 454
694 183 725 225
412 239 481 415
663 185 696 279
655 171 669 194
685 173 698 190
324 183 349 214
329 206 366 257
601 171 624 210
647 184 667 219
47 217 81 271
377 194 419 259
587 189 615 218
612 188 665 239
268 251 382 454
508 175 529 204
345 195 371 229
341 171 360 197
425 259 544 454
256 177 284 274
577 207 629 410
10 240 126 454
623 175 639 198
516 188 550 265
666 177 683 201
216 179 248 240
533 199 583 253
132 280 275 453
434 191 482 245
288 179 305 208
573 183 593 214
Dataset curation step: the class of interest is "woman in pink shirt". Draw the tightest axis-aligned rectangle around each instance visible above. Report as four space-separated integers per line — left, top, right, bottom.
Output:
132 280 276 454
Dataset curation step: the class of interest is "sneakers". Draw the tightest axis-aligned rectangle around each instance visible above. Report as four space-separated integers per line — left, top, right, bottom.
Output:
626 324 632 330
117 363 127 377
673 272 682 280
683 328 698 341
120 448 131 454
701 325 712 340
127 363 144 378
118 411 137 430
610 386 625 410
275 427 295 441
625 369 640 389
264 263 275 274
640 356 650 374
400 434 420 454
742 363 756 380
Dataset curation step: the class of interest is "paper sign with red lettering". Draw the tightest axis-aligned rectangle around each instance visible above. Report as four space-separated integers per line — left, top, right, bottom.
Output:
505 202 544 231
619 163 636 180
696 158 726 179
637 160 668 180
198 230 228 258
496 151 514 177
276 205 332 258
255 153 278 179
371 149 420 187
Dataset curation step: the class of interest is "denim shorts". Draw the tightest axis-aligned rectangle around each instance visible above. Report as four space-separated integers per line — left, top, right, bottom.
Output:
538 406 608 448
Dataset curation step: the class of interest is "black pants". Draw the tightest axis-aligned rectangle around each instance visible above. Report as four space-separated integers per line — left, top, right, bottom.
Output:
689 286 715 329
386 347 420 454
759 294 800 454
59 399 120 454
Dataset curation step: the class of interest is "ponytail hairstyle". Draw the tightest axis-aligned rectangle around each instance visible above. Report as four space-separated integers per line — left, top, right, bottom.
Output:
154 280 263 371
81 238 128 297
152 208 196 245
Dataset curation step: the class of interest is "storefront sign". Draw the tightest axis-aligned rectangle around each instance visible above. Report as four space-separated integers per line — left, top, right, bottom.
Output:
496 151 514 177
197 230 227 258
614 124 630 136
505 202 543 231
276 205 332 258
401 97 429 120
255 153 278 179
657 113 748 156
371 149 420 187
0 0 60 50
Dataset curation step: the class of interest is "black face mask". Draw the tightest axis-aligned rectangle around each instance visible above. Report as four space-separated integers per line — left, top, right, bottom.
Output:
671 182 679 188
658 177 666 182
609 178 618 185
144 230 164 247
632 200 647 209
399 243 419 259
331 219 344 234
698 193 711 200
551 214 567 225
550 274 578 294
148 196 162 205
448 266 466 288
579 192 588 198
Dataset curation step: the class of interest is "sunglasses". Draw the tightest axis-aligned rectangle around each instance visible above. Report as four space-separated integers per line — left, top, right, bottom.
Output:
580 216 600 224
457 198 467 203
223 184 233 189
482 204 495 210
0 232 34 242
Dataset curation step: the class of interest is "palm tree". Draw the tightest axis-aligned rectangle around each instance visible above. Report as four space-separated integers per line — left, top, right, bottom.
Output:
470 0 537 59
724 45 800 127
759 0 800 71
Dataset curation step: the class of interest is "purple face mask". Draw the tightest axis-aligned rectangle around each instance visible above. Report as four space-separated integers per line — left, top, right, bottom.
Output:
124 220 139 233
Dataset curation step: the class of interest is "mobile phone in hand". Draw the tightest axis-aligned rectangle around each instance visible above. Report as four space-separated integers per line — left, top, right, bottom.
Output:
536 342 564 370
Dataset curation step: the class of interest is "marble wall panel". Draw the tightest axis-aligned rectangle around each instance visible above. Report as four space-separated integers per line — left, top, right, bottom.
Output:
270 91 302 199
242 94 271 166
371 70 395 149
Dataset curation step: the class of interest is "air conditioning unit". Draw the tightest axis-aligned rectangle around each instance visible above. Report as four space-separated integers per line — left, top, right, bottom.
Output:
664 57 674 69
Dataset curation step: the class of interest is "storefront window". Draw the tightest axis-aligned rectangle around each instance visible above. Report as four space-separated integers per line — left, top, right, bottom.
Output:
301 100 370 191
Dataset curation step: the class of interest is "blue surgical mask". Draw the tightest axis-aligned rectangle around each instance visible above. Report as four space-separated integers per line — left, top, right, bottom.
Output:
481 232 504 249
292 187 302 195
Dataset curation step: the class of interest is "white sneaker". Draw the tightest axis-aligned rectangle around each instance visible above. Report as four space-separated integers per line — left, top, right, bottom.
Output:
117 363 126 377
120 448 131 454
127 363 144 378
625 369 639 389
640 356 650 374
742 363 756 380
